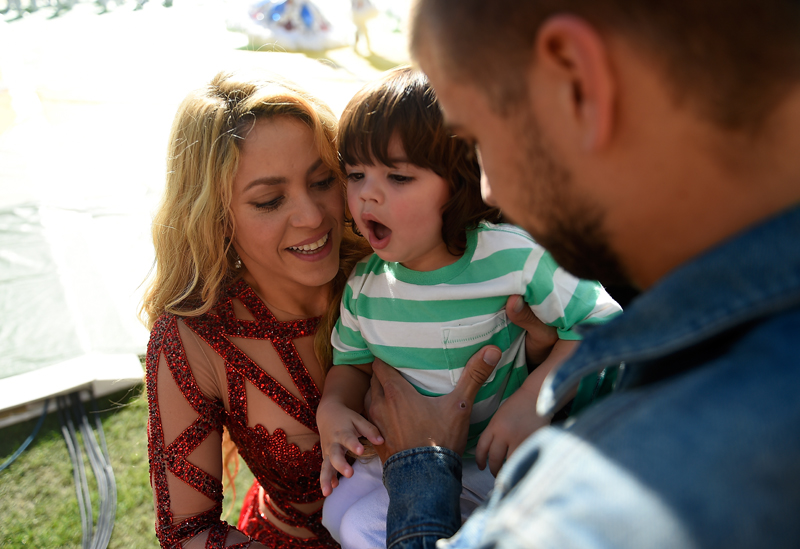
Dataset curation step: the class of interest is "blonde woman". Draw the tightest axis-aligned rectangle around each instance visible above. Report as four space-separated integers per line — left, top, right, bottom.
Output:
141 69 371 548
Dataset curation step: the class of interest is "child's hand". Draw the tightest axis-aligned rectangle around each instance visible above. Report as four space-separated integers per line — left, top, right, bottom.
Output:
317 401 383 497
475 390 551 477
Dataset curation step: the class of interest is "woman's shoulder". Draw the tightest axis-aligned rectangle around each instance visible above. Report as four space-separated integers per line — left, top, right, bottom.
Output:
148 288 233 341
147 312 194 353
148 311 178 341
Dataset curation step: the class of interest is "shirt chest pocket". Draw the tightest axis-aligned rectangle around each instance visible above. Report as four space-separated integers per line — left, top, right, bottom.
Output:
441 310 511 387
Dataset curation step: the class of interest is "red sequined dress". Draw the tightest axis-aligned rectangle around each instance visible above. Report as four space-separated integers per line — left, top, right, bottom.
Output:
146 280 339 548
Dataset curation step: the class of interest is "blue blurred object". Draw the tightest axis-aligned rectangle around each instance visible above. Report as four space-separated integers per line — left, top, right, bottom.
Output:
300 4 313 28
234 0 348 51
270 0 287 22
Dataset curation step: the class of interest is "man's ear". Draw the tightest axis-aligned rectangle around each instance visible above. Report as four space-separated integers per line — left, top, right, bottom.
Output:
530 15 615 151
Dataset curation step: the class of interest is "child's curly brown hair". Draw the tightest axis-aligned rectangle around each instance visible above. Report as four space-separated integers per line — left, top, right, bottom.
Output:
338 66 502 256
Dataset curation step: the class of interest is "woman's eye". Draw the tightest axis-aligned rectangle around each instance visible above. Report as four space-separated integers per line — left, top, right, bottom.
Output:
312 176 337 190
254 197 283 211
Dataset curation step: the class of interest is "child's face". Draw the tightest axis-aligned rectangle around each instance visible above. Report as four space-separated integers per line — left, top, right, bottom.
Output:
346 135 455 271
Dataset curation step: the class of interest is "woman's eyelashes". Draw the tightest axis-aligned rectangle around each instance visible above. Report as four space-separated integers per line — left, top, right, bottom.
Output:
312 175 337 190
253 175 336 211
254 196 283 211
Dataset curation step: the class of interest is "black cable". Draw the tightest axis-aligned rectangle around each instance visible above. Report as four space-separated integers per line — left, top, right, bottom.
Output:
73 392 116 549
0 398 50 472
57 394 92 549
87 393 116 549
72 393 105 549
67 394 94 549
1 392 119 547
91 394 117 549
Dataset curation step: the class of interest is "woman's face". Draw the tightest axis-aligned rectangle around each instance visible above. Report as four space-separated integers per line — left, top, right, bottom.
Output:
229 115 344 300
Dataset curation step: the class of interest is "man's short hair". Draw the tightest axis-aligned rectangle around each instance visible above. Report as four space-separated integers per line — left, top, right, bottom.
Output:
411 0 800 130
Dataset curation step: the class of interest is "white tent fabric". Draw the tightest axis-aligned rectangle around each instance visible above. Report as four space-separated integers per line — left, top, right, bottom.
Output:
0 202 149 426
0 0 408 426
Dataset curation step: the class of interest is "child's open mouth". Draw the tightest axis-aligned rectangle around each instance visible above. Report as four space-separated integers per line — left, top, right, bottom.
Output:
367 220 392 248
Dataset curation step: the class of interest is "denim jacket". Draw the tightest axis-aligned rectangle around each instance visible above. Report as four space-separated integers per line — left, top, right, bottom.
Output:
383 205 800 549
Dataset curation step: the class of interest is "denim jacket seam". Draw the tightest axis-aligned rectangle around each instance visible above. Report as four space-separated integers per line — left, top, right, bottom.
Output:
384 446 461 471
546 286 800 409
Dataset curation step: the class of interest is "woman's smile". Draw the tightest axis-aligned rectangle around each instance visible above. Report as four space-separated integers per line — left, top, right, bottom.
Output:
287 230 335 260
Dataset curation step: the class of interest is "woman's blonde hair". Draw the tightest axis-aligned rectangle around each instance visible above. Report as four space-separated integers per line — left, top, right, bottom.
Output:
141 68 355 330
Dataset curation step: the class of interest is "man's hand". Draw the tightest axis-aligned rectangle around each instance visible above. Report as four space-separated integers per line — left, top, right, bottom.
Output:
366 345 501 462
505 295 558 365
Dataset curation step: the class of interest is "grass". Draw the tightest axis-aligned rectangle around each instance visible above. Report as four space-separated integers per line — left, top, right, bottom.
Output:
0 382 255 548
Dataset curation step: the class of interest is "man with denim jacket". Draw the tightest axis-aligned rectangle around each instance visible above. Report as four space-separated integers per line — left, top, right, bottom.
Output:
365 1 800 547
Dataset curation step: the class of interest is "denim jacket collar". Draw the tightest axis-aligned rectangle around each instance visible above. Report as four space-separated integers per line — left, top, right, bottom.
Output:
538 204 800 416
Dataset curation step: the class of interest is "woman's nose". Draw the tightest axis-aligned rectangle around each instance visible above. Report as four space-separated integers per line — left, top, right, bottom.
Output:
291 192 325 228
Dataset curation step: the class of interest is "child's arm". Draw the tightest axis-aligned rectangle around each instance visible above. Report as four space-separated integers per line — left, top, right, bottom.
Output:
475 339 578 477
317 362 384 496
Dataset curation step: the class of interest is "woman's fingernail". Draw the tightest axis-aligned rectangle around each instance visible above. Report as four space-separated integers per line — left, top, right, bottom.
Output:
513 295 524 313
484 348 501 366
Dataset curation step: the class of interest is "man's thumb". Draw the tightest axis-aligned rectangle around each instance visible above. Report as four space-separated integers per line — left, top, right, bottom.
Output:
506 295 534 325
455 345 501 404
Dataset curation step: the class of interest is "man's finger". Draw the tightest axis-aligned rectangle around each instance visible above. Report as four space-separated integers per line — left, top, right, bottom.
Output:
372 358 405 391
505 295 558 365
366 360 387 421
451 345 501 406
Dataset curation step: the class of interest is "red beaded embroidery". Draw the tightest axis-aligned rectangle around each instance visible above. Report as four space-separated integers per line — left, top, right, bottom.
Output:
146 280 338 548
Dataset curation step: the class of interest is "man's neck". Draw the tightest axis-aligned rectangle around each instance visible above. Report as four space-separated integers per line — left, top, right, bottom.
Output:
616 88 800 290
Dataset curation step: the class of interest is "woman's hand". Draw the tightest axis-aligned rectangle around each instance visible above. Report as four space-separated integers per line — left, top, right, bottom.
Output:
506 295 558 365
366 346 501 462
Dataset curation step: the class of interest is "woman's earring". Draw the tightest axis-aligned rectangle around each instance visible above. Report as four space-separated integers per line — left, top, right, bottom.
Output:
227 237 243 270
232 248 243 270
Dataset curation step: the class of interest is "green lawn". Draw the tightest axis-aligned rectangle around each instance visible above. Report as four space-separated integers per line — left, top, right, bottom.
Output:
0 382 255 548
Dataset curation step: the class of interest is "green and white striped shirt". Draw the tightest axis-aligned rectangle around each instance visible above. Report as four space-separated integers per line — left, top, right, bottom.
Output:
331 222 622 448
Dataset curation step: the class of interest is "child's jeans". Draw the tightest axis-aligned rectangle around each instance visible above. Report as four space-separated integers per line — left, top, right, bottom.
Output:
322 455 495 549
